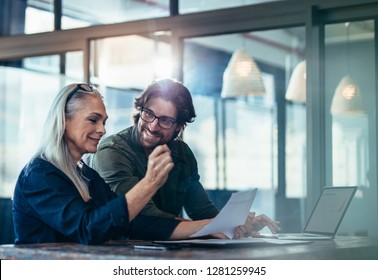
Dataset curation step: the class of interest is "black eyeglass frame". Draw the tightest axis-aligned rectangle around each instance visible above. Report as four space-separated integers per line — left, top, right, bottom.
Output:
140 108 177 130
66 83 95 104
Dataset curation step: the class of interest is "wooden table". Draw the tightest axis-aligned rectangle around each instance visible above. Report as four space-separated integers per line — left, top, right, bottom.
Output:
1 236 377 260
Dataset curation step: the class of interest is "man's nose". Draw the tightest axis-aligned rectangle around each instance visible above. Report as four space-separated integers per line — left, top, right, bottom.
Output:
148 118 160 131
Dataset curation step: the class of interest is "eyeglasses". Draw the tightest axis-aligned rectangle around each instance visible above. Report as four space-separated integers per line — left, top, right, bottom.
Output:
66 83 95 104
140 109 177 130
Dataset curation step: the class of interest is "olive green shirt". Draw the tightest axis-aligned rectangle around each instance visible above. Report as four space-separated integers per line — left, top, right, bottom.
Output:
89 126 219 220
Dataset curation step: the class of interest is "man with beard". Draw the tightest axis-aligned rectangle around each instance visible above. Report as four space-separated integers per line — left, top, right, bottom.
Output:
90 79 219 221
90 79 280 237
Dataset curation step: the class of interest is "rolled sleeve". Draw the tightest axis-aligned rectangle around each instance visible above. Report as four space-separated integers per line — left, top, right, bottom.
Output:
106 195 129 227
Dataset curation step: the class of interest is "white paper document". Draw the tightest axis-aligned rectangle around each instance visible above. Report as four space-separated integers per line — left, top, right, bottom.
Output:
157 238 266 246
190 188 258 239
156 237 310 246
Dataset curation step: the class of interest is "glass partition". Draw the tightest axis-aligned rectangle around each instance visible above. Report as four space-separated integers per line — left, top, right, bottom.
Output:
183 27 306 230
325 20 377 236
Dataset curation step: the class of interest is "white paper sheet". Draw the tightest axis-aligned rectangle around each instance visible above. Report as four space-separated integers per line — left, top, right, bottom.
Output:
156 237 310 246
157 238 266 246
190 188 258 239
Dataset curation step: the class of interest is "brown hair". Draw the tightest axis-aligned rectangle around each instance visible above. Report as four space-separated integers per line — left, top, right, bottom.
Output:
133 79 196 137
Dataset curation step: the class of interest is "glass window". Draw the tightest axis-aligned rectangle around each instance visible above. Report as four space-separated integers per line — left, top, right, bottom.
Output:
180 0 281 14
1 0 171 36
0 0 34 36
23 52 84 81
0 52 83 198
89 32 172 135
25 1 54 34
285 102 306 198
62 0 169 30
325 20 377 236
183 27 305 228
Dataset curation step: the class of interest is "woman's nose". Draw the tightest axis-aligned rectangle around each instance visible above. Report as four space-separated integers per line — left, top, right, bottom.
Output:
98 123 106 136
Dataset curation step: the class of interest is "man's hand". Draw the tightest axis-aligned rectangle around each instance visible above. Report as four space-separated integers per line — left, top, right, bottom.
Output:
233 212 281 239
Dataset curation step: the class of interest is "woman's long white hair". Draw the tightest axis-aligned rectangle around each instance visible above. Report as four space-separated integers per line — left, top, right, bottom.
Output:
34 83 102 202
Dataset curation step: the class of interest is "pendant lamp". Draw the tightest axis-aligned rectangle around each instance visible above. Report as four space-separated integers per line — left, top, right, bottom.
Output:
285 60 306 103
330 23 365 115
330 75 364 115
221 49 265 98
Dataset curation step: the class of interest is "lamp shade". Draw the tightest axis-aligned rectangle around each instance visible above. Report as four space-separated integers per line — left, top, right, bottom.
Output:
221 49 265 98
330 75 365 115
285 60 306 103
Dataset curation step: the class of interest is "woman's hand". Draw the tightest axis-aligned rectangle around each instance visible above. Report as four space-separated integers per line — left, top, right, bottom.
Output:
144 144 174 190
126 144 174 221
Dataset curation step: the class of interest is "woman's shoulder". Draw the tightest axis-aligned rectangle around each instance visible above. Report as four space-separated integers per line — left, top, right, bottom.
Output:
24 157 54 173
21 156 67 181
15 157 72 193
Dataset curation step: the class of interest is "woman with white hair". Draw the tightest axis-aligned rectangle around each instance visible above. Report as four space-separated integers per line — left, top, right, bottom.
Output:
12 83 213 244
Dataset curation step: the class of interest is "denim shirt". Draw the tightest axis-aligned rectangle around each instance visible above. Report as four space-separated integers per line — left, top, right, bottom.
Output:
90 125 219 220
12 157 179 244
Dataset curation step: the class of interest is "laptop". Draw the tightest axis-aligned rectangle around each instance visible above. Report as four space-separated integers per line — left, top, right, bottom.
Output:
268 186 358 240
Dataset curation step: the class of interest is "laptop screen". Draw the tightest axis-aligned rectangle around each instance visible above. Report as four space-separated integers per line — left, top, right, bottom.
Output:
304 186 357 235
